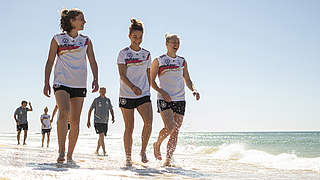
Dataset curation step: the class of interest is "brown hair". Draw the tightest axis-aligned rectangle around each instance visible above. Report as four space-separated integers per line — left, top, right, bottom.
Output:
60 8 83 32
129 18 144 35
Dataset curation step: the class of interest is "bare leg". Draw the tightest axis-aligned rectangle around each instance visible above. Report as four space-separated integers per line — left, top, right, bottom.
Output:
23 130 28 145
55 90 70 163
67 97 84 161
120 107 134 166
66 97 84 160
41 133 45 147
164 113 184 166
136 102 153 163
154 109 175 160
17 131 21 145
96 135 101 154
100 133 106 155
47 132 50 148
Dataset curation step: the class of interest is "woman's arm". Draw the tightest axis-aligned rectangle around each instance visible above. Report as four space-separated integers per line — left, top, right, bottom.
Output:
87 40 99 93
118 64 142 96
150 58 171 102
43 38 58 97
183 61 200 100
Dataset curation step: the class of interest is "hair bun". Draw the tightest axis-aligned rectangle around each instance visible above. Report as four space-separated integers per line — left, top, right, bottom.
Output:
130 18 137 24
61 9 69 16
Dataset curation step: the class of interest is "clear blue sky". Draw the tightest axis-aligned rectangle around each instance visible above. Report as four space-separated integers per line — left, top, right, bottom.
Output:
0 0 319 133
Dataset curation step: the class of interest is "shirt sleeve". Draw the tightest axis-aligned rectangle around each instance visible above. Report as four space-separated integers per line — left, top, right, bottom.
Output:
117 50 126 64
147 52 152 68
14 108 19 116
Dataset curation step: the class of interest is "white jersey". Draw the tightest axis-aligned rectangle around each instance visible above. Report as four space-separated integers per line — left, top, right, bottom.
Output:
53 33 90 88
40 114 51 129
117 47 152 98
157 54 186 101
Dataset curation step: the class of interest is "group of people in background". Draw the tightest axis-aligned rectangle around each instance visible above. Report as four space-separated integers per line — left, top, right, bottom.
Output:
15 8 200 167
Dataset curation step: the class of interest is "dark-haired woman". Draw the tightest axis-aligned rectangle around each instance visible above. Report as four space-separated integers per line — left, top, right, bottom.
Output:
43 8 99 163
117 18 153 166
151 33 200 167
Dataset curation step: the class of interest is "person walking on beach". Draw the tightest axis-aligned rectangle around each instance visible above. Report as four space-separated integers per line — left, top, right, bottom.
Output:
14 100 33 145
40 107 52 148
150 33 200 166
117 18 153 166
87 87 115 156
51 105 71 131
43 8 99 163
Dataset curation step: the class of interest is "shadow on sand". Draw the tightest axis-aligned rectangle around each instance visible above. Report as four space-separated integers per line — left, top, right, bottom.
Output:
121 165 212 178
27 162 80 172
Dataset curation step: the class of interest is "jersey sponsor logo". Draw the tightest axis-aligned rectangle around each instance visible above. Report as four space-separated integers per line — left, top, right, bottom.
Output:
62 38 69 43
164 58 171 65
127 52 133 58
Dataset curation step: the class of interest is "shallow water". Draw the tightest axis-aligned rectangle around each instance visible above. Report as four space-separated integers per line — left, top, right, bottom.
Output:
0 131 319 179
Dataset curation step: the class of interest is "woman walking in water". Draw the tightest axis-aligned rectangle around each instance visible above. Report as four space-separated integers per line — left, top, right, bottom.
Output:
151 33 200 166
43 8 99 163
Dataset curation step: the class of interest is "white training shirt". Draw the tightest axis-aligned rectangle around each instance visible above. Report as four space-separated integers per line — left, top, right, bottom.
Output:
157 54 186 101
117 47 152 98
53 33 90 88
40 114 51 129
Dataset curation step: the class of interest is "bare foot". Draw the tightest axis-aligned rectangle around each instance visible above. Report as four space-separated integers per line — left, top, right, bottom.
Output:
23 142 27 145
57 153 65 163
126 156 132 167
140 152 149 163
94 151 99 155
17 142 20 145
103 151 107 156
163 158 172 167
153 142 162 160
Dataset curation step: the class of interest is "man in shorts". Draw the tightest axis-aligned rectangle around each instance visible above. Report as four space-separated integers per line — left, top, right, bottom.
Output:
87 87 115 155
14 100 33 145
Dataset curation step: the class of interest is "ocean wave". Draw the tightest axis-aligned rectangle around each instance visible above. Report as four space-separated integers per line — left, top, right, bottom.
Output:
180 144 320 172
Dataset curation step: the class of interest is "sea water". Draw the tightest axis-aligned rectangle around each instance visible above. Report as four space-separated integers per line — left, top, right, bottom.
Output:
0 131 319 179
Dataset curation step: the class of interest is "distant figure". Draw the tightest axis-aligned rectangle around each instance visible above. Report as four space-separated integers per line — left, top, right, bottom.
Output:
150 33 200 166
87 87 115 156
43 8 99 163
14 100 33 145
51 105 70 131
40 107 52 148
117 18 153 166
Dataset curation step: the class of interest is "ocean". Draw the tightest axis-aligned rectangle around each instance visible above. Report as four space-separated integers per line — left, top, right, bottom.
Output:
0 131 319 179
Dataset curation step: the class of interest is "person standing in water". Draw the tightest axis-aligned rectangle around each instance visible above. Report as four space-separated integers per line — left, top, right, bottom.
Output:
150 33 200 166
87 87 115 156
43 8 99 163
40 107 52 148
14 100 33 145
117 18 153 166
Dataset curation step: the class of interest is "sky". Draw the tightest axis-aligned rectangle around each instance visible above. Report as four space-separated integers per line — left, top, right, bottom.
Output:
0 0 319 134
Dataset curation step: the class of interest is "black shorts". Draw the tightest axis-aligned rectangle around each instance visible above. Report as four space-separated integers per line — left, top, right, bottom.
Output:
94 123 108 136
53 84 87 99
119 96 151 109
42 129 51 134
157 100 186 116
17 123 28 131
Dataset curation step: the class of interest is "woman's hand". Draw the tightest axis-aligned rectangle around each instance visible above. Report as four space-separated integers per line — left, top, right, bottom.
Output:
193 91 200 101
131 85 142 96
160 89 171 102
43 83 51 97
92 80 99 93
